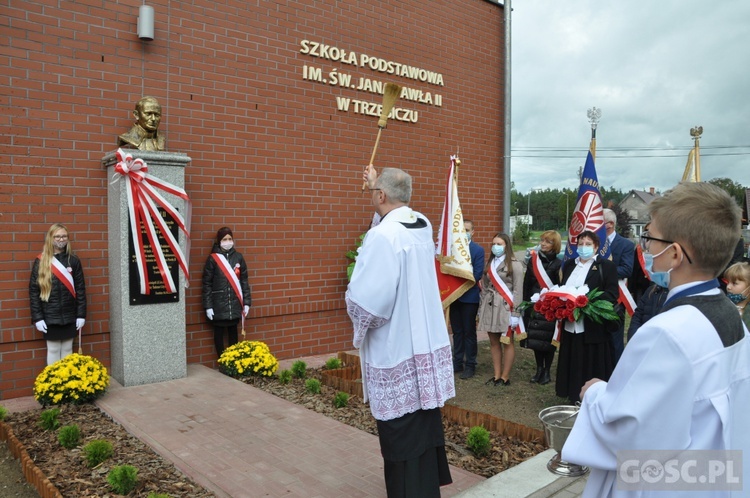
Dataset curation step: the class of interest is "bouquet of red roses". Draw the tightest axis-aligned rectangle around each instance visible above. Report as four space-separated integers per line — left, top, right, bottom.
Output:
518 284 619 324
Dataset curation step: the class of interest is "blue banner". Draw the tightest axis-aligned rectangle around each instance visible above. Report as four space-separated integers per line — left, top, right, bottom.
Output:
564 151 611 262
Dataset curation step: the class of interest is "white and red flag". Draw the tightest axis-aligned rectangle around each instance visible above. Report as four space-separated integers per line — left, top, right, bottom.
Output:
435 155 475 309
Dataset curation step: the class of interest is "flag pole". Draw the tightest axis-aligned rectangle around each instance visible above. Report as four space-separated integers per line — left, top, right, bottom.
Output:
587 107 602 160
691 125 703 182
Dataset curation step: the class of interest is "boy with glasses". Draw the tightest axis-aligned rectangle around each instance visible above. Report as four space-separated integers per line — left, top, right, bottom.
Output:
562 182 750 497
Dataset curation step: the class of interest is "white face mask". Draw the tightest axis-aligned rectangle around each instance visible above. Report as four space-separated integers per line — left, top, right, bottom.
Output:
54 240 67 250
220 241 234 251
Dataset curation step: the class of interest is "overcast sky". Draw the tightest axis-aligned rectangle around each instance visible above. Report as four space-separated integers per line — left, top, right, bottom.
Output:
509 0 750 195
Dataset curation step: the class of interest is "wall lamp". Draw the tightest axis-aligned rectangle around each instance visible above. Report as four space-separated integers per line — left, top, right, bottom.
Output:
137 4 155 41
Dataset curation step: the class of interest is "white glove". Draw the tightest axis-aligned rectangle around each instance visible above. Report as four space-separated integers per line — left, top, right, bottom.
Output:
35 320 48 333
510 316 520 328
243 305 250 317
76 318 85 330
206 309 214 320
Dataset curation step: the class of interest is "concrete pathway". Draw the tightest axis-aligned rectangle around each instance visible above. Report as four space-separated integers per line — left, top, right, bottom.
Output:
2 353 585 497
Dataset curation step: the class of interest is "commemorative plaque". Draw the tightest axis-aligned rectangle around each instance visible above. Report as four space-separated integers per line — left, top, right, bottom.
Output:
128 208 180 305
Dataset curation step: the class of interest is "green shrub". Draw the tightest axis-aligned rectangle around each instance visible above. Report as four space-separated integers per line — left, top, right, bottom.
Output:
107 464 138 495
324 357 342 370
333 392 349 408
38 408 60 431
83 439 113 468
278 369 292 385
147 493 172 498
345 233 366 281
0 405 7 421
466 426 491 457
58 424 81 449
291 360 307 379
304 378 321 394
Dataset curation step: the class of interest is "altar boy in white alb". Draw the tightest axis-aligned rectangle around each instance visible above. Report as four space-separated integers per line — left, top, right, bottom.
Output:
346 165 455 498
563 182 750 497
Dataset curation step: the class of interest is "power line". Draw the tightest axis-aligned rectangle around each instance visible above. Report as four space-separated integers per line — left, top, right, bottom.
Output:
511 144 750 158
512 145 750 151
512 152 750 158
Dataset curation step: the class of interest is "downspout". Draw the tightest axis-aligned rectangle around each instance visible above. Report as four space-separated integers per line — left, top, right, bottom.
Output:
503 0 512 232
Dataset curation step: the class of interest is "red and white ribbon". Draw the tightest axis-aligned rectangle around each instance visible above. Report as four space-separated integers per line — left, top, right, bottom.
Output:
112 149 192 294
530 250 554 290
552 320 562 348
618 280 637 316
635 245 650 281
50 256 76 297
211 253 246 332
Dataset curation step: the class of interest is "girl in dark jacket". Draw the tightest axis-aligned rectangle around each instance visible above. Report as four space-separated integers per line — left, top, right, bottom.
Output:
29 223 87 365
202 227 252 357
521 230 562 385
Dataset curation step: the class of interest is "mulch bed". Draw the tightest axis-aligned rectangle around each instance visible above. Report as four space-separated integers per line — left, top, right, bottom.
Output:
242 370 547 478
3 404 214 497
1 367 547 496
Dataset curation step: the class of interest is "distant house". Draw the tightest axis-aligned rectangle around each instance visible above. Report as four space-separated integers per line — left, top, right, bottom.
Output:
509 214 532 233
619 188 661 239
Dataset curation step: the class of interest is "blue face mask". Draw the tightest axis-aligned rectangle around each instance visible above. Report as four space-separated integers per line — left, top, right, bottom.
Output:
727 291 748 304
491 244 505 257
643 244 675 289
577 245 595 260
466 232 472 243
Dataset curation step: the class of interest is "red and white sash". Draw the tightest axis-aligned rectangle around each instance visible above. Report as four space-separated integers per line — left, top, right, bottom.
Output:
530 250 554 290
489 260 514 311
489 260 526 338
212 253 244 308
211 253 246 333
49 256 76 297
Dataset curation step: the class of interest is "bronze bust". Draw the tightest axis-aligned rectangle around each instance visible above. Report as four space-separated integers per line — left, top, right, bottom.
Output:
118 96 166 151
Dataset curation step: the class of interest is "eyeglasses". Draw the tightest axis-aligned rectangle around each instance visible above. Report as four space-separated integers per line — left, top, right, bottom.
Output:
53 235 69 240
639 232 693 264
368 188 381 191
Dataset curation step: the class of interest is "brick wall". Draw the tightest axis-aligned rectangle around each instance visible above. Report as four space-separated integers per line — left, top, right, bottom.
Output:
0 0 506 399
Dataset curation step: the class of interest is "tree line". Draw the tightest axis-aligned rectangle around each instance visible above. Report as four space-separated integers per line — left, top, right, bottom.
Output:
511 177 746 234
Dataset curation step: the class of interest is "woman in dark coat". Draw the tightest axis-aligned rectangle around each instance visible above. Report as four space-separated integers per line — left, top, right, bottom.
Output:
556 230 619 403
522 230 562 385
29 223 87 365
202 227 252 357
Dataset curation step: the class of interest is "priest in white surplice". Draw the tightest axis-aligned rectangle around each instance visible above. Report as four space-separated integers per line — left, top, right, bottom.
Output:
346 165 455 498
563 182 750 497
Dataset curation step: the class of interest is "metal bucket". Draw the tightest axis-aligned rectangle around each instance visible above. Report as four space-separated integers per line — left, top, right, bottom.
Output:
539 405 579 453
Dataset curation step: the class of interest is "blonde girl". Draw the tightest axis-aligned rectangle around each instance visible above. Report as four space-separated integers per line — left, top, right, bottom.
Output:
29 223 87 365
724 262 750 329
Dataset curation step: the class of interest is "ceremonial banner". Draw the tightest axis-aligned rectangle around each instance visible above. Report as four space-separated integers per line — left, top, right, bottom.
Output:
564 151 610 262
435 155 475 309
